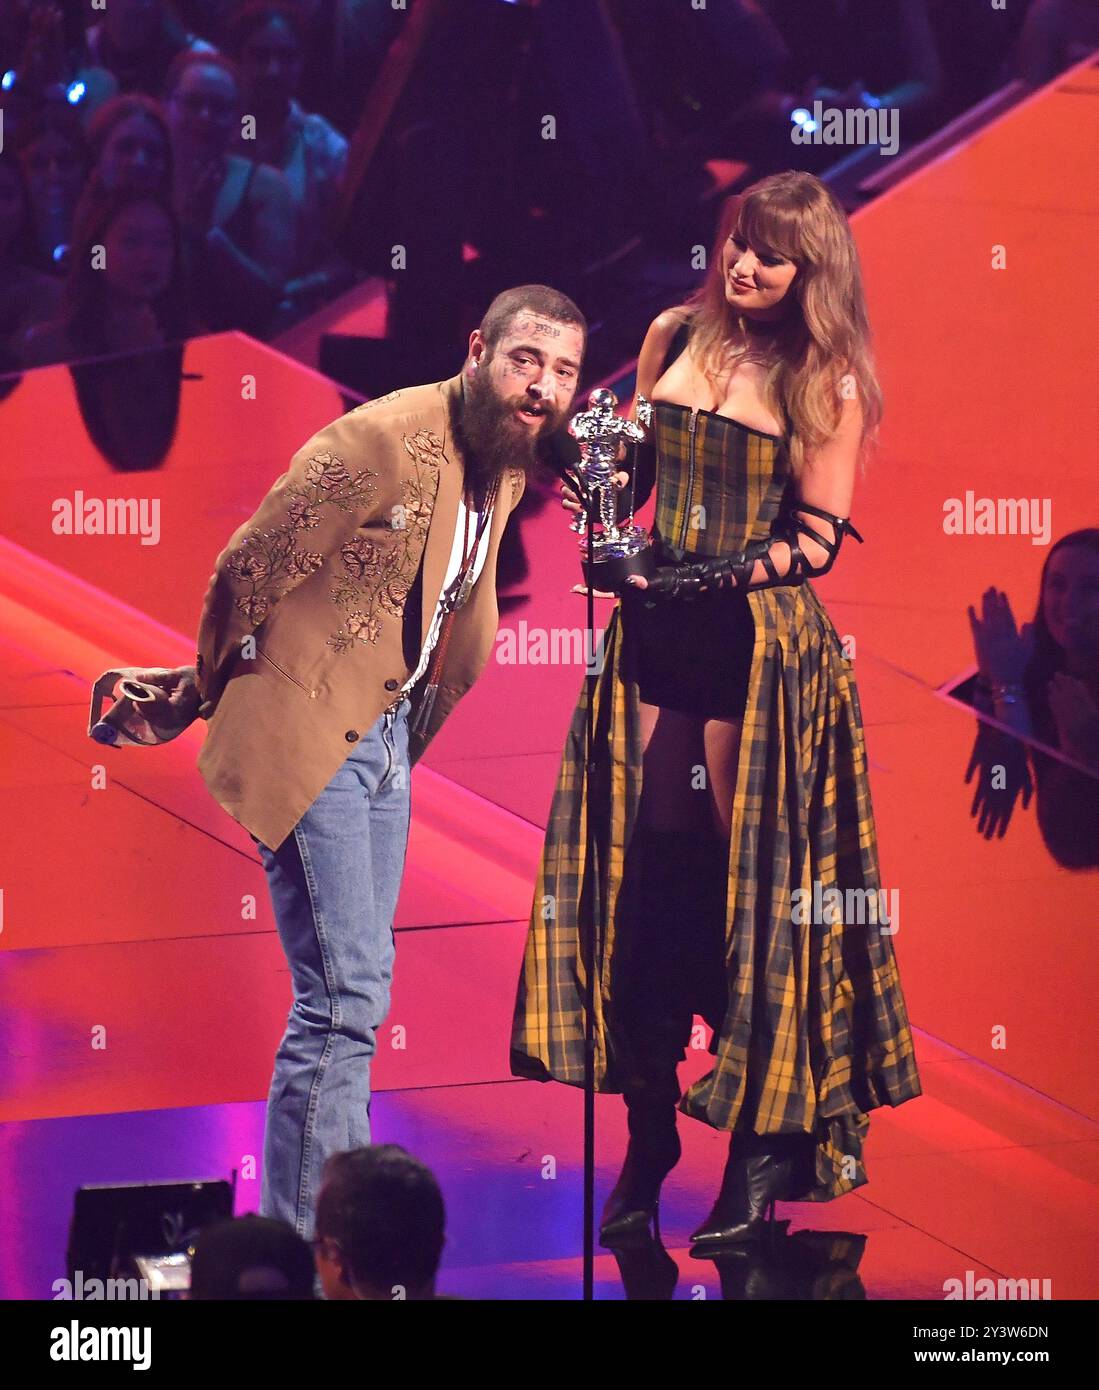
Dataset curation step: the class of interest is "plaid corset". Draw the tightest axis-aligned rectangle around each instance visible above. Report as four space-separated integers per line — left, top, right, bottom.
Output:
648 400 792 562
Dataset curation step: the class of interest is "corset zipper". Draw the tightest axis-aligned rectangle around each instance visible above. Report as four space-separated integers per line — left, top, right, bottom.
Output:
679 406 699 550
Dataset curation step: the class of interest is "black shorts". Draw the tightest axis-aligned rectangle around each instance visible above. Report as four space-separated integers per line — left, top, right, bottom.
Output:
620 580 756 720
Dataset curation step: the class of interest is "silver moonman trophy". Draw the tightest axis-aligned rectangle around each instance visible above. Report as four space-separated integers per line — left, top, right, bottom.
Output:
568 387 657 590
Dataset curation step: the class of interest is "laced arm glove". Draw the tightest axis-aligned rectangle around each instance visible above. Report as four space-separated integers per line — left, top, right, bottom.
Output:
635 500 864 600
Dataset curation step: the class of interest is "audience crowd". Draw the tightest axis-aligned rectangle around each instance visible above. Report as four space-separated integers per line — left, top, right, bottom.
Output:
2 0 1093 375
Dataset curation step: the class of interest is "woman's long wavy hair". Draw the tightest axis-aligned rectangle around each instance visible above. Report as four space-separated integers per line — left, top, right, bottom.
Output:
682 170 883 477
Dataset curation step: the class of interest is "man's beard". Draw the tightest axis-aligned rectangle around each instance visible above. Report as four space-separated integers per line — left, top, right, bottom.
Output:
450 367 565 502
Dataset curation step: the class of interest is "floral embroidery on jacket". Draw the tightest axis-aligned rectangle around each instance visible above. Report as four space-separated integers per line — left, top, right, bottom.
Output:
224 451 376 626
326 428 443 652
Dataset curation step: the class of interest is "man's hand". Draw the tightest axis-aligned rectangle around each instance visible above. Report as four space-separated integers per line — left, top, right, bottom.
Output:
559 470 629 515
126 664 203 736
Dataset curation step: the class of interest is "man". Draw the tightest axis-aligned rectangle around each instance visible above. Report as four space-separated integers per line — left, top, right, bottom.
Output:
313 1145 445 1301
142 285 586 1237
188 1214 316 1300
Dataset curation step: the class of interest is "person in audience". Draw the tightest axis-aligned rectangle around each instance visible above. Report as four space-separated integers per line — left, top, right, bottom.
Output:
967 529 1099 869
0 150 62 367
88 94 174 198
85 0 217 98
0 0 118 128
18 185 199 367
188 1214 316 1299
313 1145 447 1301
289 0 404 138
226 2 347 228
224 0 350 306
9 104 91 271
88 93 174 198
164 49 296 335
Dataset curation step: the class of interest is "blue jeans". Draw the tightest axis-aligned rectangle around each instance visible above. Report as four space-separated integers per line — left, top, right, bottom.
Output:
251 696 412 1238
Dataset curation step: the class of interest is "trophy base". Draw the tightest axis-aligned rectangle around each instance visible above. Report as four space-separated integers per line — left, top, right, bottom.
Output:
582 546 657 592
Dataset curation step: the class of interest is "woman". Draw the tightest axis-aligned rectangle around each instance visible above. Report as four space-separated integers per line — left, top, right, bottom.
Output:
87 94 173 197
968 531 1099 869
18 184 198 368
163 50 295 335
511 170 922 1250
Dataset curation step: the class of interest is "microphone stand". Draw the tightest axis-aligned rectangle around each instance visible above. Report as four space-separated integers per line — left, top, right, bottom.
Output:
555 456 598 1301
582 483 598 1304
557 449 636 1302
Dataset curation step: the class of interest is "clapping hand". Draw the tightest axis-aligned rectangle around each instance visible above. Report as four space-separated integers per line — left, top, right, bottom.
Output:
964 722 1033 839
967 587 1035 684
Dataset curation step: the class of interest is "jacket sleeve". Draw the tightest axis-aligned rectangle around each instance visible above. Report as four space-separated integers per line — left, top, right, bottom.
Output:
194 410 383 717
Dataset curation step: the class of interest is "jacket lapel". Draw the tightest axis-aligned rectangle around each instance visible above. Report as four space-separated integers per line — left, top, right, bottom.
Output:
418 374 465 645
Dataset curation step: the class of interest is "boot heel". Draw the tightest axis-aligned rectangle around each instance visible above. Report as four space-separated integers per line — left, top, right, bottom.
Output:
600 1130 680 1246
690 1133 797 1250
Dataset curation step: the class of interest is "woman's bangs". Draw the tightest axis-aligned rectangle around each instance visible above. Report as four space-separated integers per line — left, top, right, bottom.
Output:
739 197 803 265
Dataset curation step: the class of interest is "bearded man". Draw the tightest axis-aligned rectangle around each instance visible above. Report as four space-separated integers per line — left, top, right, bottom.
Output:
140 284 586 1237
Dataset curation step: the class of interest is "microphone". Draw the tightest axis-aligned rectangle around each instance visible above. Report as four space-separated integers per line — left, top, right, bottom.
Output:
542 426 590 504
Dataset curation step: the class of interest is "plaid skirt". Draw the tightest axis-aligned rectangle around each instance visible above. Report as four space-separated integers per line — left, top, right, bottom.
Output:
509 581 922 1201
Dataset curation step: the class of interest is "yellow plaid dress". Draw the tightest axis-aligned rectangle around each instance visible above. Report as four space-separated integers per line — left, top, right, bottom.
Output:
510 401 922 1201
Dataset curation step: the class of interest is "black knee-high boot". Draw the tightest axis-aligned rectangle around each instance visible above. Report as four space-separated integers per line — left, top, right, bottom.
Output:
601 829 699 1245
599 1070 683 1244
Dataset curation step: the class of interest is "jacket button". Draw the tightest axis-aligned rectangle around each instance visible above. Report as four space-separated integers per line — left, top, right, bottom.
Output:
345 730 358 742
384 678 399 691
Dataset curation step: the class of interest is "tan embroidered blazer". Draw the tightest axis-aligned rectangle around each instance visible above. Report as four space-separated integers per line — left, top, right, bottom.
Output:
193 373 525 851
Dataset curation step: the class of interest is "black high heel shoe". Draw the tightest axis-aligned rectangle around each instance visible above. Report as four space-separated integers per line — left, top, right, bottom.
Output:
600 1113 682 1245
689 1131 799 1249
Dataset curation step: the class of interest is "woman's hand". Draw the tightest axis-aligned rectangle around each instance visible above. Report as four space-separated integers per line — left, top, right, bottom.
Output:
967 587 1034 684
964 723 1033 839
570 584 619 599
